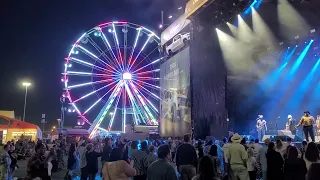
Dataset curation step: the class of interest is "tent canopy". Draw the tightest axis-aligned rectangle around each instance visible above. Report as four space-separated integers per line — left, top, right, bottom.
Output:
0 115 39 129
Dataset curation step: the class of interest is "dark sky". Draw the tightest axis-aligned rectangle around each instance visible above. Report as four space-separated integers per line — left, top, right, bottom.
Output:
0 0 185 129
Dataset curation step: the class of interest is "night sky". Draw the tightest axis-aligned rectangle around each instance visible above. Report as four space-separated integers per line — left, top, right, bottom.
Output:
0 0 185 129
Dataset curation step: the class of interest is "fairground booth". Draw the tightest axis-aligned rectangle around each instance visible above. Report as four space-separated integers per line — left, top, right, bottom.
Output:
0 115 42 143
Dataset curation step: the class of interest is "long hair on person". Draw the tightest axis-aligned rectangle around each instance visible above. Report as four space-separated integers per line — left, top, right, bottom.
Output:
198 156 217 180
307 163 320 180
266 142 275 158
109 148 124 162
305 142 319 162
209 144 218 156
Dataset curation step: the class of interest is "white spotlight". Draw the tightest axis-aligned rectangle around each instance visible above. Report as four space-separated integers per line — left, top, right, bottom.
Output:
279 42 284 46
168 15 173 19
123 72 132 80
311 29 316 33
178 7 182 10
159 24 163 29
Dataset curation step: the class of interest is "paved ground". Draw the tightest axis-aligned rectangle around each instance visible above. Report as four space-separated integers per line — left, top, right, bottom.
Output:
13 156 103 180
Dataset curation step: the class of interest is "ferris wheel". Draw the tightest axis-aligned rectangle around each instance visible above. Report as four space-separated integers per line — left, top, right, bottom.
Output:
62 21 162 137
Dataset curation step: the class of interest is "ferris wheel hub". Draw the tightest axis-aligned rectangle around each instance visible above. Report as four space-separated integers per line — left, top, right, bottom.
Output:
122 72 132 80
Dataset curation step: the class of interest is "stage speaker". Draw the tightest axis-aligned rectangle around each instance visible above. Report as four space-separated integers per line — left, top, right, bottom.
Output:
288 135 303 142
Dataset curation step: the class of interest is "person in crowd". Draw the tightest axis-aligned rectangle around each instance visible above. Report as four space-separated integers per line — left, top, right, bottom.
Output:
208 145 222 178
252 139 262 158
257 138 270 180
176 134 198 180
283 146 307 180
102 147 136 180
131 141 148 180
0 145 11 180
147 144 177 180
168 138 177 162
247 148 257 180
145 145 157 168
275 139 285 157
8 145 18 179
196 140 204 159
78 141 87 180
266 142 283 180
27 143 50 180
304 142 320 170
204 140 213 155
46 149 56 180
300 140 308 158
226 133 249 180
192 156 220 180
307 163 320 180
65 143 79 180
101 138 113 167
240 138 248 151
83 143 103 180
141 141 149 155
222 137 232 177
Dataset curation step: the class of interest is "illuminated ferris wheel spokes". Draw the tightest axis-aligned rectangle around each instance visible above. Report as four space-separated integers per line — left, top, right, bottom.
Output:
63 21 162 137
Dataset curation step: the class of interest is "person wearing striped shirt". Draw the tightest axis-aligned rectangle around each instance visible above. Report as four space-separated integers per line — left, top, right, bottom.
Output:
297 111 315 142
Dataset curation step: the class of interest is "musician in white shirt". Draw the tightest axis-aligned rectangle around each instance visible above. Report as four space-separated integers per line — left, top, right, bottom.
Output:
256 115 267 142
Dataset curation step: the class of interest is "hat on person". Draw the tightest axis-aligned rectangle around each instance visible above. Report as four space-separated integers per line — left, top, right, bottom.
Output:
287 114 292 119
231 133 242 143
304 111 310 114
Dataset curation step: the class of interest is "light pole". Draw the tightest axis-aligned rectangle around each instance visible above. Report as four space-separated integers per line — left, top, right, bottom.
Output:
22 82 31 122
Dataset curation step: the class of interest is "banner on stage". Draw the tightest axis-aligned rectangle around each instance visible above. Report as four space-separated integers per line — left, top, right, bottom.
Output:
160 47 191 137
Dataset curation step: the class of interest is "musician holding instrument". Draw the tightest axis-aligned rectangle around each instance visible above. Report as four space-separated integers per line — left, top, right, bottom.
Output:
256 114 267 142
296 111 315 142
316 115 320 136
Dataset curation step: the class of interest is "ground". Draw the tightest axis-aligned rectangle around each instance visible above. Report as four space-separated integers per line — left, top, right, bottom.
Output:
13 156 103 180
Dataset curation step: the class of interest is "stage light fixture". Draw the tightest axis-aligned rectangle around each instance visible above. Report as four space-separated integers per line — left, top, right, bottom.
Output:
279 42 284 46
295 35 300 39
310 29 316 33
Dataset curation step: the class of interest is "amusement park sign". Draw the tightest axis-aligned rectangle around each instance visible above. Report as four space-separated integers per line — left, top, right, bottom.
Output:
185 0 209 19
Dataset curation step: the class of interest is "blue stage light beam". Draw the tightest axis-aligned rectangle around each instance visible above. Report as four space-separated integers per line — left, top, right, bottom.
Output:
244 0 257 15
254 0 263 9
289 40 314 76
308 59 320 111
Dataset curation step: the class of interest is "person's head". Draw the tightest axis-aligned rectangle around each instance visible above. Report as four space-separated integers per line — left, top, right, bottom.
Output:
9 145 15 151
222 137 227 144
35 143 46 156
302 141 308 147
141 141 148 151
197 140 203 147
183 134 190 143
317 115 320 119
250 139 254 143
86 143 94 152
104 137 111 145
287 146 298 160
287 137 292 143
209 145 218 156
167 137 172 143
307 163 320 180
131 141 138 150
288 114 292 119
198 156 216 179
247 147 254 157
157 144 171 160
3 145 9 152
258 114 263 119
268 142 275 152
231 133 242 144
276 139 283 147
206 140 213 146
255 139 259 143
109 148 123 162
304 111 310 116
240 138 246 145
47 148 56 161
305 142 320 162
228 136 232 143
149 145 156 154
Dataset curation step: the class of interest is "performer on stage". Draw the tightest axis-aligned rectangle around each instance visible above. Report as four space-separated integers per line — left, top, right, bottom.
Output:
287 115 296 135
256 114 267 141
316 115 320 136
297 111 315 142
